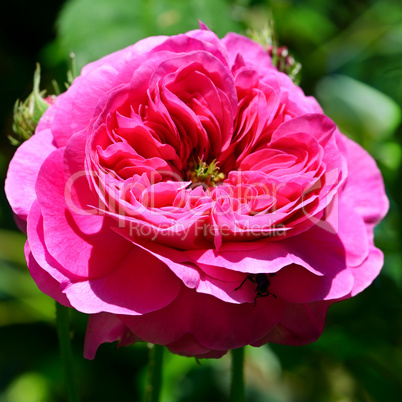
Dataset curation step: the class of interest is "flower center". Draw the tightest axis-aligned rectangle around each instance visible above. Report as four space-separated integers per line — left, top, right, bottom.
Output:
187 158 225 187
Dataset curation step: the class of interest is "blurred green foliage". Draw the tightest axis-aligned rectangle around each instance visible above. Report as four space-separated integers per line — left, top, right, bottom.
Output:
48 0 241 70
0 0 401 401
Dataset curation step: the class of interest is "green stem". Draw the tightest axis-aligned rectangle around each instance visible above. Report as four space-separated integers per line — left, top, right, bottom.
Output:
230 347 245 402
56 302 79 402
145 344 164 402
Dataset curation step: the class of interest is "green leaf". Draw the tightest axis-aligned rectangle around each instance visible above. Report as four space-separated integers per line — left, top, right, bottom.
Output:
315 74 402 142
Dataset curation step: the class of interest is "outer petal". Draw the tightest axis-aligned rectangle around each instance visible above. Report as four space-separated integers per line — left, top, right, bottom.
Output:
151 31 230 67
35 147 133 278
276 73 323 115
165 334 227 358
49 86 81 148
222 32 273 72
185 239 326 276
85 314 227 360
269 264 352 303
24 241 72 307
254 301 332 346
50 37 169 148
120 286 285 351
5 129 56 226
349 246 384 296
63 246 181 315
27 200 76 285
340 136 389 226
84 313 141 360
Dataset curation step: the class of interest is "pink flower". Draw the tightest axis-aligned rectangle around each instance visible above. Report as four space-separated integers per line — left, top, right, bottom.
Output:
5 26 388 359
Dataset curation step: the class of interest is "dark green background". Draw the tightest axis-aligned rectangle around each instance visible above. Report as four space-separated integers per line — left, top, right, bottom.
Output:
1 0 401 401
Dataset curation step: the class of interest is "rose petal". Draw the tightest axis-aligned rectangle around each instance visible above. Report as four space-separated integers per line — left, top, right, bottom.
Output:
222 33 273 72
120 286 284 351
165 333 226 358
35 148 133 278
63 246 181 315
84 313 141 360
341 136 389 226
24 241 72 307
349 246 384 296
5 129 56 226
255 300 332 346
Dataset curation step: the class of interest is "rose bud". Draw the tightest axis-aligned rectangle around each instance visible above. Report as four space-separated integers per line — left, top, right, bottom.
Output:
11 64 54 145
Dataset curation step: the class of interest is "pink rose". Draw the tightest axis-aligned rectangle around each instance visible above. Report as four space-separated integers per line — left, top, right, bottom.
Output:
5 26 388 359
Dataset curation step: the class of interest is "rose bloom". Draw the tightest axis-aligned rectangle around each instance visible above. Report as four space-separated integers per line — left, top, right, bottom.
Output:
6 25 388 359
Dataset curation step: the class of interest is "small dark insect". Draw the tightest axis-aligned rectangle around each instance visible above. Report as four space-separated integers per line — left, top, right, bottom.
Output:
235 273 277 306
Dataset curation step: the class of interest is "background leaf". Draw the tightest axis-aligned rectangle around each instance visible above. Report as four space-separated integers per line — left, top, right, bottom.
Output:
47 0 241 70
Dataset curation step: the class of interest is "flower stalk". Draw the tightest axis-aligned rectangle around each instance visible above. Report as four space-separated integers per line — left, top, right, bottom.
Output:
56 302 80 402
144 344 164 402
230 347 245 402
